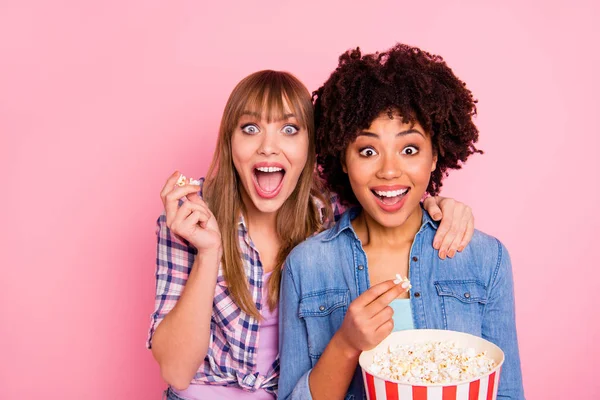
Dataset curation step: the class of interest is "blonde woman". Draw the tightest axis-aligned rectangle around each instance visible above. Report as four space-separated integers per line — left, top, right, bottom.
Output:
147 70 474 400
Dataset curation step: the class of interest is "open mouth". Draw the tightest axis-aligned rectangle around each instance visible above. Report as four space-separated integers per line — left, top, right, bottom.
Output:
371 187 410 212
252 166 286 199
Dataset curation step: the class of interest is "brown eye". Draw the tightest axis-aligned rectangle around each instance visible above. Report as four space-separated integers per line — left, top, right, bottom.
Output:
359 147 377 157
402 146 419 155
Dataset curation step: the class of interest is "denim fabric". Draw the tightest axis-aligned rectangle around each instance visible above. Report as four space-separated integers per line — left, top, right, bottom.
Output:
278 207 524 400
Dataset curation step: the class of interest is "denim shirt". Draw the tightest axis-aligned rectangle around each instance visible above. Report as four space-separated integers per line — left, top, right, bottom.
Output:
278 207 525 400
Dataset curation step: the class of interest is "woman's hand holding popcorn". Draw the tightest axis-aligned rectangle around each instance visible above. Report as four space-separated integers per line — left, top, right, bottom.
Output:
335 279 408 357
160 171 222 255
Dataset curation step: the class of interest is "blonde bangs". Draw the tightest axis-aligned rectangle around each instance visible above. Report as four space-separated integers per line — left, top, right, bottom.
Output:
226 71 313 135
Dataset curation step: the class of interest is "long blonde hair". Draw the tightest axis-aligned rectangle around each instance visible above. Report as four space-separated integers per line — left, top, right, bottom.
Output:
203 70 329 318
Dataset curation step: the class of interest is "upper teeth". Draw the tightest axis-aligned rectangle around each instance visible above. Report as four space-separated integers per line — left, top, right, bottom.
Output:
256 167 283 172
375 189 408 197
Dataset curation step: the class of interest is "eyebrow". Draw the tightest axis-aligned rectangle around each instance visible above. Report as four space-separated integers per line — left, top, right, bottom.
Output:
241 111 296 120
358 128 425 138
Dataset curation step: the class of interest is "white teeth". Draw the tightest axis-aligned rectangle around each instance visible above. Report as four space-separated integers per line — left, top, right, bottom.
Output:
256 167 283 173
374 188 408 197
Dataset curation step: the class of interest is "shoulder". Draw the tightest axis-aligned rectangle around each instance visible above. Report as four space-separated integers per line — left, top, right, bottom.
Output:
464 229 509 267
445 229 511 288
285 225 350 276
287 229 336 264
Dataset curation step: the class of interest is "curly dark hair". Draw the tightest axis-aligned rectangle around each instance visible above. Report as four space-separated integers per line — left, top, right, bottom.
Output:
313 43 483 206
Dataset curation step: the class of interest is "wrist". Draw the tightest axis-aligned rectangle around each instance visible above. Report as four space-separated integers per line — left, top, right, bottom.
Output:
332 331 361 360
194 248 222 267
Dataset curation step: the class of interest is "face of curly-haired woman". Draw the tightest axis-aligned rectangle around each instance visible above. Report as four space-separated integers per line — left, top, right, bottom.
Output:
343 112 437 229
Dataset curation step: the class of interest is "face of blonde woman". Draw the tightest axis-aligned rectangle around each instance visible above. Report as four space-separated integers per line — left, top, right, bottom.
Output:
231 101 309 216
343 112 437 229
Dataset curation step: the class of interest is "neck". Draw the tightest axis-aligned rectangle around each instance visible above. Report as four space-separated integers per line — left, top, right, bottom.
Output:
354 206 423 248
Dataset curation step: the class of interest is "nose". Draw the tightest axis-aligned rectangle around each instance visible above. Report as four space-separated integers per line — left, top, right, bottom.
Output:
375 152 402 180
257 130 280 156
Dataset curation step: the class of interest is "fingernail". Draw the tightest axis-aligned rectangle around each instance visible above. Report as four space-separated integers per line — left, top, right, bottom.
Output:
448 250 455 258
434 213 442 220
433 241 440 249
401 281 410 289
439 251 446 259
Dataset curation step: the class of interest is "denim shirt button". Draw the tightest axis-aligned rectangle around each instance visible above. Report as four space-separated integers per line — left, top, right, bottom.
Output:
358 265 364 270
464 292 471 299
319 305 325 311
412 256 418 262
413 292 421 298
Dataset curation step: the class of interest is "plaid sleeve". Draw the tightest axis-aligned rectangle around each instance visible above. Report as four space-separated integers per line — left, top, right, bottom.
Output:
146 212 197 349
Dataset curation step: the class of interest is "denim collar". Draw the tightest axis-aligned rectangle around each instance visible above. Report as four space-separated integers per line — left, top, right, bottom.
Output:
321 203 439 242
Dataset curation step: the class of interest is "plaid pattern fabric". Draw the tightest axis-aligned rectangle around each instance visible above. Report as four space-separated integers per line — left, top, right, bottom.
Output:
147 178 345 394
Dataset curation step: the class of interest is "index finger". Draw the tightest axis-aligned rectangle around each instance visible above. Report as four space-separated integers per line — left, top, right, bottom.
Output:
433 208 454 251
353 280 400 308
364 283 407 316
160 171 182 203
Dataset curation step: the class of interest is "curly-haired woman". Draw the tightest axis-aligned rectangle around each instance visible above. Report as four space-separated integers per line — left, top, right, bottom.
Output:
279 44 525 399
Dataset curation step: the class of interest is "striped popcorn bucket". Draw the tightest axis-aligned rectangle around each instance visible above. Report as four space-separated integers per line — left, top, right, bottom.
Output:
359 329 504 400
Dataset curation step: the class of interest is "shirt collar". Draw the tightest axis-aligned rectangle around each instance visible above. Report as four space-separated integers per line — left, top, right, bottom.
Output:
322 203 439 242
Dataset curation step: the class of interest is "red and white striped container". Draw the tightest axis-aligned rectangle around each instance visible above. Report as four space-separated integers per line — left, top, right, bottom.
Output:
359 329 504 400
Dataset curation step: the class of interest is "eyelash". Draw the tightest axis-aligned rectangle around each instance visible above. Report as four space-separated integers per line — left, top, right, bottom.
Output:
240 124 300 135
402 145 419 155
241 123 259 134
358 145 420 157
359 147 377 157
282 124 300 135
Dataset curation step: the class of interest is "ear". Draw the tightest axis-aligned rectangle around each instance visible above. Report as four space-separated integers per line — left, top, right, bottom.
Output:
431 152 438 173
341 154 348 174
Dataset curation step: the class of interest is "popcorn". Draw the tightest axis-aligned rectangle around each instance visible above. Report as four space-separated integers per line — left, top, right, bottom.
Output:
176 174 201 187
393 273 412 289
176 174 187 187
368 341 496 384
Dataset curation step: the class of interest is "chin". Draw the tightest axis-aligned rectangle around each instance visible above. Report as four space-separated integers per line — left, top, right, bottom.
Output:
249 191 290 214
254 200 285 214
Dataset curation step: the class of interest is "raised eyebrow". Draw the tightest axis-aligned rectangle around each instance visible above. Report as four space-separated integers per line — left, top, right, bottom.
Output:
358 129 424 138
357 131 379 138
240 111 297 122
398 128 425 137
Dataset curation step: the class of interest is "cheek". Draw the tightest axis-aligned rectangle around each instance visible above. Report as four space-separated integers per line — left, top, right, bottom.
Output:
346 160 372 187
406 157 434 184
231 135 253 165
286 136 310 166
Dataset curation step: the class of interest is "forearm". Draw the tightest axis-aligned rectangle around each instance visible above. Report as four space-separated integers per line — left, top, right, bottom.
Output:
308 332 361 400
151 251 220 389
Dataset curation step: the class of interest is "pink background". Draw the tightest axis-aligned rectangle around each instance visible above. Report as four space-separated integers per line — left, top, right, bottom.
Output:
1 0 598 399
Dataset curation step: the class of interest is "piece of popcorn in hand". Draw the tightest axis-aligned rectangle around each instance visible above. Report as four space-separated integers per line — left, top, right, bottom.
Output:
393 273 412 289
176 174 187 187
188 178 201 186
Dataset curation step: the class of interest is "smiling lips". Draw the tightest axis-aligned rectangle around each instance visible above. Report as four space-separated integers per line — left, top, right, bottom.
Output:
252 163 286 199
371 185 410 212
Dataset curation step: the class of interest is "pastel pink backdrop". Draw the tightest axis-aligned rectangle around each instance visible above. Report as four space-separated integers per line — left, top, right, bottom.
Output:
1 0 598 399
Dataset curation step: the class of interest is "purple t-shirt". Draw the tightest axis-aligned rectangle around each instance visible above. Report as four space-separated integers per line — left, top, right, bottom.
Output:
173 271 279 399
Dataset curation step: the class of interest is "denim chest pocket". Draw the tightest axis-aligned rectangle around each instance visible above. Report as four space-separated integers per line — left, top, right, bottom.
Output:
435 280 487 337
299 289 349 361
